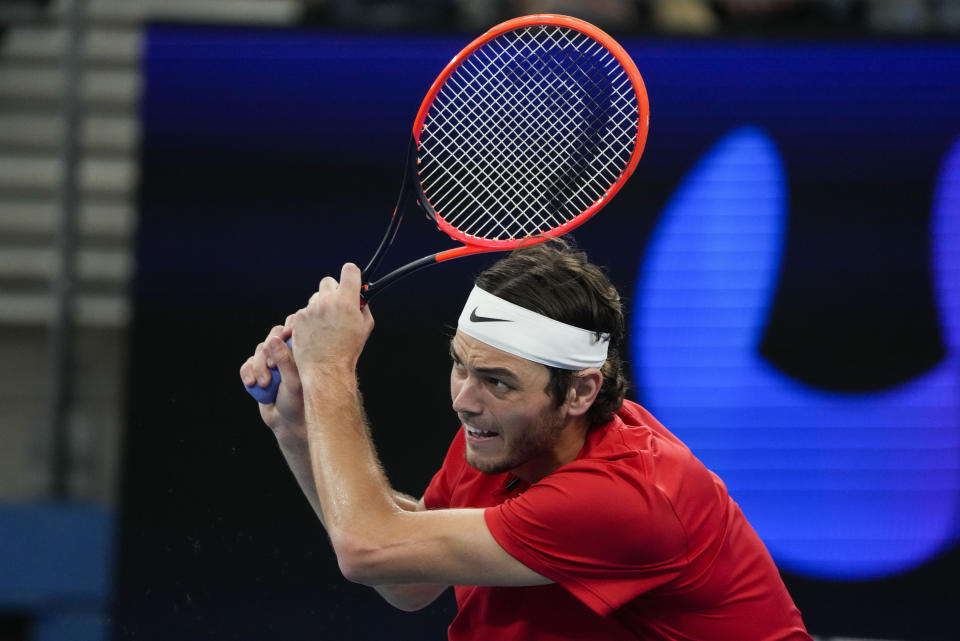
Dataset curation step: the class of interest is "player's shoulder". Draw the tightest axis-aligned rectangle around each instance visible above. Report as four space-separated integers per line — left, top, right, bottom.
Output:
563 401 720 501
574 400 691 464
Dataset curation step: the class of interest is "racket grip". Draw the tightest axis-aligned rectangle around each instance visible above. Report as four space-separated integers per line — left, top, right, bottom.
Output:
244 337 292 404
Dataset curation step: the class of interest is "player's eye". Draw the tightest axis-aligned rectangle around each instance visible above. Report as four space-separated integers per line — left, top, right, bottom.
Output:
486 377 512 392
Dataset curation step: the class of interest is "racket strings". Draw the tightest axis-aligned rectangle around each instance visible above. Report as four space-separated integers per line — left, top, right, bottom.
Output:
426 32 603 236
418 24 639 241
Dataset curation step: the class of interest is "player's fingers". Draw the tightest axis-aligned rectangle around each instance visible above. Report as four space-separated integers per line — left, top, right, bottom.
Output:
307 276 338 311
263 325 285 368
288 308 312 342
340 263 362 297
266 335 301 395
251 342 273 387
239 357 256 388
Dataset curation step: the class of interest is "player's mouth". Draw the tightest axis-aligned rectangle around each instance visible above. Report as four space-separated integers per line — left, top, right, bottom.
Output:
464 424 500 443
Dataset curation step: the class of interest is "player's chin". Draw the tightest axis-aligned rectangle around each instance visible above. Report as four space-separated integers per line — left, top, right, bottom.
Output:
464 447 511 475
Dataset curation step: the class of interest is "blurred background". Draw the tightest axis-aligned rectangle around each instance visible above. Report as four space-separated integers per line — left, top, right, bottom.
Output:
1 0 958 640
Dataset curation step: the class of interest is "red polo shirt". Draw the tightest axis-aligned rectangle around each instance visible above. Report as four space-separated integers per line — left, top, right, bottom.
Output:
423 400 811 641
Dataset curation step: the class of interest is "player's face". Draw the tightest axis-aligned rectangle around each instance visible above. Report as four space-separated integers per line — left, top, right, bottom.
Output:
450 331 570 479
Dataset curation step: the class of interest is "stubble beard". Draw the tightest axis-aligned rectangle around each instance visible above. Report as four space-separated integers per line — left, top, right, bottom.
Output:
465 407 567 475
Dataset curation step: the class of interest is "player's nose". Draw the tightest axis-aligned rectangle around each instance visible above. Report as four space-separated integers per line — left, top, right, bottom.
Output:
451 376 484 416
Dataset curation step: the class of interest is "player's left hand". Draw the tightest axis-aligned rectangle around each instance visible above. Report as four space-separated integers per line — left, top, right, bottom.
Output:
287 263 375 377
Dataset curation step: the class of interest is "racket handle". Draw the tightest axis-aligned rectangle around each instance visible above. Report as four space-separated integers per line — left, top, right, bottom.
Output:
244 337 292 404
244 292 368 403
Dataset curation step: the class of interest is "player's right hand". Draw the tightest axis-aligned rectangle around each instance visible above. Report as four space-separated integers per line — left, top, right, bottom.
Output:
239 324 306 441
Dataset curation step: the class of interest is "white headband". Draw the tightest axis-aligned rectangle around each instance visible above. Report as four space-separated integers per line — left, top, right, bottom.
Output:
457 286 610 370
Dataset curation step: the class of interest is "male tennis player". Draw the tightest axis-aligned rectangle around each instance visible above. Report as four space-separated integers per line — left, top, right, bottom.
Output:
240 241 811 640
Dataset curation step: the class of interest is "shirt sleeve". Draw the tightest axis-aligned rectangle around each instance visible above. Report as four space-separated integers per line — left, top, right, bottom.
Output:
422 429 466 510
484 458 688 615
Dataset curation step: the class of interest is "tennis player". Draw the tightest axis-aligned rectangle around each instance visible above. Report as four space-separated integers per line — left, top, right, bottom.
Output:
240 240 812 640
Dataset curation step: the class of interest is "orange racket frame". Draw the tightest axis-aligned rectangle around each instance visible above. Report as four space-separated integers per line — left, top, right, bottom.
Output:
361 14 650 296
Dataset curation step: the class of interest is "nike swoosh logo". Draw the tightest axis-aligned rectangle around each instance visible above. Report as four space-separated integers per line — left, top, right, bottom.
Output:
469 307 512 323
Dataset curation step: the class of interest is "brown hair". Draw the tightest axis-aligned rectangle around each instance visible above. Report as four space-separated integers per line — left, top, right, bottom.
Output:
474 238 627 427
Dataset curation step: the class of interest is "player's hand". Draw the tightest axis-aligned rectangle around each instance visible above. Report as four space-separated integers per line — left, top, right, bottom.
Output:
288 263 375 379
239 324 306 440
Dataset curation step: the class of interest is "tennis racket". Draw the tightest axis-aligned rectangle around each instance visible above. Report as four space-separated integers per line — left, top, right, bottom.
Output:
245 13 649 403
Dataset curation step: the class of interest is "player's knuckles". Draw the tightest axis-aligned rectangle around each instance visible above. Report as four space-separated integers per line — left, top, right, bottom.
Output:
308 293 339 318
253 364 272 386
270 338 290 363
291 308 320 335
252 342 266 366
307 291 328 309
253 344 275 381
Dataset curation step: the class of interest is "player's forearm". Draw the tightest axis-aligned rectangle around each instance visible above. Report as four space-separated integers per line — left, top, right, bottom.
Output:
300 367 400 540
274 431 417 526
300 365 452 590
276 431 442 610
274 431 326 523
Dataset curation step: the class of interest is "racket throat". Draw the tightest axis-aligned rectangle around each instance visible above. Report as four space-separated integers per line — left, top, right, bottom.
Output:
362 138 420 281
363 252 440 302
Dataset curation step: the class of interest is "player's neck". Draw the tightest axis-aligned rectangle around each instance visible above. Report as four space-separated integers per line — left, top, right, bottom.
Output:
511 416 589 484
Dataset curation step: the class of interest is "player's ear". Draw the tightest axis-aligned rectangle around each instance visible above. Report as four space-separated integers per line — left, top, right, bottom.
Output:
566 368 602 418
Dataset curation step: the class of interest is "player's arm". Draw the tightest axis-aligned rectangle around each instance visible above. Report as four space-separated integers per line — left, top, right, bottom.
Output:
277 428 450 607
298 368 551 586
241 322 449 610
335 506 551 587
241 324 423 514
371 496 451 611
300 377 551 587
288 265 550 588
